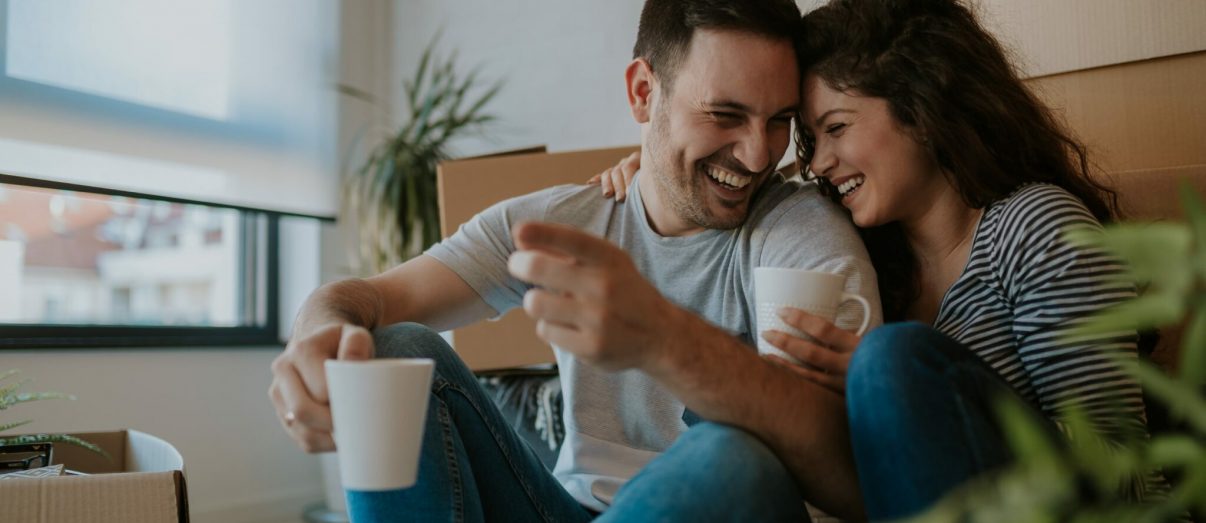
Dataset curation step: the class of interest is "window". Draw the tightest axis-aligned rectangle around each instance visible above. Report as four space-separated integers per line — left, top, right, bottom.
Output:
0 177 279 348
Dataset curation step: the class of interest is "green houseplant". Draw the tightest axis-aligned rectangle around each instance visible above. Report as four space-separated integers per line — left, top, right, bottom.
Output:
342 38 502 275
0 369 108 460
915 182 1206 522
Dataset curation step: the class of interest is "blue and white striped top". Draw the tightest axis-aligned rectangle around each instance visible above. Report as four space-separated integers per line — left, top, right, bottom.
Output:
933 182 1168 498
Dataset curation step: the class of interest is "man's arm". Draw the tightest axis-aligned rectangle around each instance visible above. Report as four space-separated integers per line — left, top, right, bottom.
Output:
653 309 863 519
508 222 864 520
269 254 496 453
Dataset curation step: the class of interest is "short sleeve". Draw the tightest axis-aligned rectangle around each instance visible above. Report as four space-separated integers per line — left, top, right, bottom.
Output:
424 190 551 315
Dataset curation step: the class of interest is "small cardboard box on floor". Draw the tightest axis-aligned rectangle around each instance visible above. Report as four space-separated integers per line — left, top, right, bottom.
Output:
0 430 188 523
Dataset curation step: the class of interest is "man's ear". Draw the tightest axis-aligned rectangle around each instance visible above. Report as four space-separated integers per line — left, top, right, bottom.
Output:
625 58 657 124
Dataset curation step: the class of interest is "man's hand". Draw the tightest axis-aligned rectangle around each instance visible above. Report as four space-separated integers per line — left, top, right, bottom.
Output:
507 221 680 371
268 323 374 452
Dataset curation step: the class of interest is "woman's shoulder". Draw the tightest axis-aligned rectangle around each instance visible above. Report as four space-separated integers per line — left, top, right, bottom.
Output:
984 183 1101 239
992 183 1092 216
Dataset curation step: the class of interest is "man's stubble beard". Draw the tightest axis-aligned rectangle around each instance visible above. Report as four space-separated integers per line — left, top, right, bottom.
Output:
646 103 746 231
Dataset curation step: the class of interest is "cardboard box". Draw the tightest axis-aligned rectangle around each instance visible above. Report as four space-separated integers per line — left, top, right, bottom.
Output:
436 145 639 371
1027 51 1206 172
0 430 188 523
979 0 1206 78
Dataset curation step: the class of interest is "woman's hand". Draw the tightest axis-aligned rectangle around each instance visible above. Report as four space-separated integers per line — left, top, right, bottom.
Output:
760 308 861 395
586 151 641 201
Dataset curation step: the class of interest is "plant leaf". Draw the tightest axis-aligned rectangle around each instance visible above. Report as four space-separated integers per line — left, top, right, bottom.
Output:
1146 435 1203 469
1180 302 1206 385
1065 291 1185 338
997 395 1062 462
0 376 32 401
0 391 75 410
1064 223 1193 293
1179 179 1206 254
1133 360 1206 435
0 419 33 433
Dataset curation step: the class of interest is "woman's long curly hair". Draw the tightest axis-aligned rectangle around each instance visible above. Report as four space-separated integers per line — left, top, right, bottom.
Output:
793 0 1121 321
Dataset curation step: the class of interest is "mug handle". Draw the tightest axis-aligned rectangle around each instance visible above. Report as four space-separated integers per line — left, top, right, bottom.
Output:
839 293 872 336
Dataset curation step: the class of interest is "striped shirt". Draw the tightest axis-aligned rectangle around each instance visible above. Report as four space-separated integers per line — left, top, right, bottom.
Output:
933 183 1167 498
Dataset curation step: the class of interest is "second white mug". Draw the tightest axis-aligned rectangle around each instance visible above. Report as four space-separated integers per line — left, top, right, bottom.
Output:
753 267 871 363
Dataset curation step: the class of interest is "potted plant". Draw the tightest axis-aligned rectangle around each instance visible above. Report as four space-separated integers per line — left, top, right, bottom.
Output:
341 37 502 275
916 182 1206 522
0 368 108 468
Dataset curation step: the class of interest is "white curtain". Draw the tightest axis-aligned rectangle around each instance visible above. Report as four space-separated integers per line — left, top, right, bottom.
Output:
0 0 340 218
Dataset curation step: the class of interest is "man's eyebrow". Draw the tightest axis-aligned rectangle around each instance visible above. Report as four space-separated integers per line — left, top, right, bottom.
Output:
813 108 855 127
705 100 800 117
704 100 752 113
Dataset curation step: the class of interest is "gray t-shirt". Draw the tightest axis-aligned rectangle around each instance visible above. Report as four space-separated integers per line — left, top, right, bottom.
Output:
426 172 880 511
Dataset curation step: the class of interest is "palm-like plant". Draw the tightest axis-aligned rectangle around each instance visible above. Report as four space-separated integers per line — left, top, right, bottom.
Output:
0 369 108 459
342 38 502 275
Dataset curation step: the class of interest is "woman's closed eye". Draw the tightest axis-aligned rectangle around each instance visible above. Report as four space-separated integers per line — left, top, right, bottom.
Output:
824 122 848 136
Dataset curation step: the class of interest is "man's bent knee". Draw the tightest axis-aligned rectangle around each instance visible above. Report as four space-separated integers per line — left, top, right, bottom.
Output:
372 323 453 360
679 422 787 483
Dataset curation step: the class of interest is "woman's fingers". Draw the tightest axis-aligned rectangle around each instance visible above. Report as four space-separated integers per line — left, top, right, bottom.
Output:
777 308 861 353
760 329 847 373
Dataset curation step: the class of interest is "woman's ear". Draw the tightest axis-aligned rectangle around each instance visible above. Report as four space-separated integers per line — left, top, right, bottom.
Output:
626 58 657 124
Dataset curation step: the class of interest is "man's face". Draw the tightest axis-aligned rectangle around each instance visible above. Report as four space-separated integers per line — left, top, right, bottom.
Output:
643 29 799 234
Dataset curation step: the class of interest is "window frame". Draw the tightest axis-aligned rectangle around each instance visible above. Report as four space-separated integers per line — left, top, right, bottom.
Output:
0 173 298 349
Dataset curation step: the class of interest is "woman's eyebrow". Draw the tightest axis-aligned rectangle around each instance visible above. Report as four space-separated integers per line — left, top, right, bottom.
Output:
813 108 855 127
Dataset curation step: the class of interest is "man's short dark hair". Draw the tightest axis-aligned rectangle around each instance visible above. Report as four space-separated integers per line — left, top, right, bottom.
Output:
634 0 800 92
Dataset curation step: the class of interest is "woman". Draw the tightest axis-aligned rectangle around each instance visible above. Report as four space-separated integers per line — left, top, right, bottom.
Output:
593 0 1169 519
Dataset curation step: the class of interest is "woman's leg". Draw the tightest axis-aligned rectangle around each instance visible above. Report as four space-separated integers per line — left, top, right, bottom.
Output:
345 323 593 523
598 422 808 522
846 322 1047 520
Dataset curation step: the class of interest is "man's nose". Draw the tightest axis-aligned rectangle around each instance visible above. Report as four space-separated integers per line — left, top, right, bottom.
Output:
733 128 771 174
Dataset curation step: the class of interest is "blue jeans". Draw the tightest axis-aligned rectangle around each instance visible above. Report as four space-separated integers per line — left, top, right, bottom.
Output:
846 322 1053 520
346 323 807 523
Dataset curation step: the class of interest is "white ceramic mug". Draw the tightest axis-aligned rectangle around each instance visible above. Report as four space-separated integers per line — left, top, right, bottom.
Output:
325 358 434 491
754 267 871 362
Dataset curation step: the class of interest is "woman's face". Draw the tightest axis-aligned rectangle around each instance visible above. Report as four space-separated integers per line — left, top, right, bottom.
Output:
801 74 945 228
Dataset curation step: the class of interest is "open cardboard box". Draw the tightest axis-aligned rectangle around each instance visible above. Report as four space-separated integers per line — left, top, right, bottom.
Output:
0 430 188 523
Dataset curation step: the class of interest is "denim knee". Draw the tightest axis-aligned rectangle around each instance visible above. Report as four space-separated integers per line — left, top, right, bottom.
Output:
372 323 473 386
849 323 939 388
680 422 791 487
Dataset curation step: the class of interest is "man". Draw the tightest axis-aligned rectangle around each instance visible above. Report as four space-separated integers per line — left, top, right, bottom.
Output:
270 0 879 520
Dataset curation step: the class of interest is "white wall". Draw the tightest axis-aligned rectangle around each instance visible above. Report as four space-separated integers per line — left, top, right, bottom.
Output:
390 0 644 157
387 0 819 164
